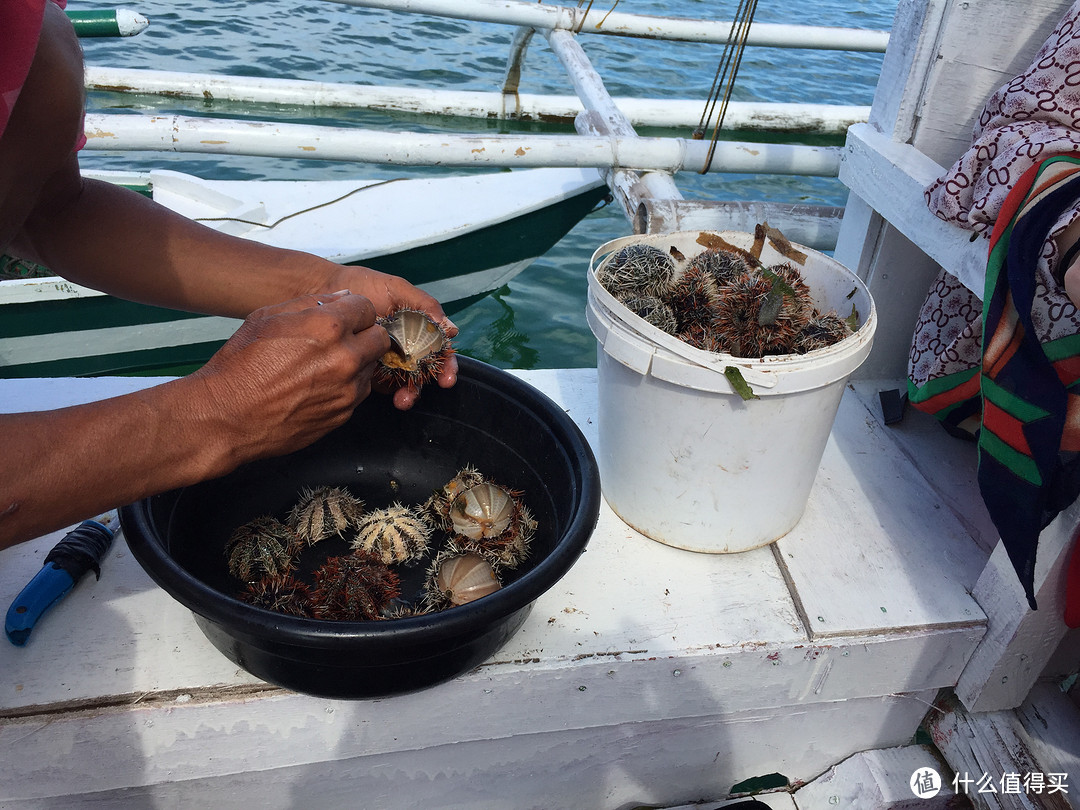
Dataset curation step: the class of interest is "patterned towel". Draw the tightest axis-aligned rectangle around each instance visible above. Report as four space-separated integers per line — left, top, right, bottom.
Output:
911 156 1080 609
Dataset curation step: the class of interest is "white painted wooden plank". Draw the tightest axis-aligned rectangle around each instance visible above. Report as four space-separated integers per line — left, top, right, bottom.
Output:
849 381 999 559
662 796 797 810
793 745 963 809
928 689 1079 810
0 371 798 712
0 315 240 366
0 276 105 305
1017 679 1080 782
0 689 935 806
867 0 948 143
911 0 1074 166
0 372 994 806
837 211 946 381
774 388 987 639
955 507 1078 713
0 372 985 714
839 123 986 297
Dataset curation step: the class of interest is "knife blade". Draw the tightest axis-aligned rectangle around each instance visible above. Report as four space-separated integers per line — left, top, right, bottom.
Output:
5 512 119 646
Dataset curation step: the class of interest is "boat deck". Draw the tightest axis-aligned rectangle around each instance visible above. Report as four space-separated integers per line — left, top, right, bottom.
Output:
0 369 990 807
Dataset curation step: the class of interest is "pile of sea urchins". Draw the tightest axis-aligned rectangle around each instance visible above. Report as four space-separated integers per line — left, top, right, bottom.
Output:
222 468 537 622
595 229 855 358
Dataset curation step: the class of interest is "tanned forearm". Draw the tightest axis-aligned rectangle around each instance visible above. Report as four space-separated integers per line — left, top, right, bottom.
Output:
14 176 339 319
0 375 235 549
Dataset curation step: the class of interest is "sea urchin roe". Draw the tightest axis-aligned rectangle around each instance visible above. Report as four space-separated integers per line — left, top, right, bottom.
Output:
374 307 454 394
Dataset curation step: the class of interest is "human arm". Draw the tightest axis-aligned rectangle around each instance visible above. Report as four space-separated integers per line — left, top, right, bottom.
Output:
0 291 388 550
1 2 455 409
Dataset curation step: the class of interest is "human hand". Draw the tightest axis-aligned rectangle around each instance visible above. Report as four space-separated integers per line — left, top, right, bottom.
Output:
321 266 459 409
187 290 390 471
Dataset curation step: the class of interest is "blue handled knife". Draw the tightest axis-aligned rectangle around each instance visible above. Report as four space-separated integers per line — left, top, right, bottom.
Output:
5 512 119 646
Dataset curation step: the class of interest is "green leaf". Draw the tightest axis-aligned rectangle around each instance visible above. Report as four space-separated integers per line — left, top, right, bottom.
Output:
724 366 759 400
845 303 860 332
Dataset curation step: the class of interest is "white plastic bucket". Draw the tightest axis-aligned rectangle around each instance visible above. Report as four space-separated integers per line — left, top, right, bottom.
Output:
586 230 877 553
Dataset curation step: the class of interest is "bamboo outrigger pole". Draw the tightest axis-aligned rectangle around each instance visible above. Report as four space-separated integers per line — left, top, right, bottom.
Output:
320 0 890 51
82 113 842 176
84 67 869 134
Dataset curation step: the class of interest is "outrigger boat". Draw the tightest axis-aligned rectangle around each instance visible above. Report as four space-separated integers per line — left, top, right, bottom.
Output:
0 166 607 377
0 1 1077 808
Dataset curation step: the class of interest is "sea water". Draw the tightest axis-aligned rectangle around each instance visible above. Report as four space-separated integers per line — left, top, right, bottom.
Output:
77 0 898 369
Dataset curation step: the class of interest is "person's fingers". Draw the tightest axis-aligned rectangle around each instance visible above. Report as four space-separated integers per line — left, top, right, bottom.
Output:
393 387 418 411
436 352 458 389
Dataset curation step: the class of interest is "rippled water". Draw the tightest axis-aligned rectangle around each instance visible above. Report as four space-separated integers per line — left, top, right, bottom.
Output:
78 0 898 368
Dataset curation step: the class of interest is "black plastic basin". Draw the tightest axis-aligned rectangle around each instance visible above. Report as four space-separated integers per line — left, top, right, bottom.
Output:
120 356 600 699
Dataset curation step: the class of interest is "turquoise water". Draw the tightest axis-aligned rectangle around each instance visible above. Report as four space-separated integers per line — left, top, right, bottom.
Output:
78 0 898 369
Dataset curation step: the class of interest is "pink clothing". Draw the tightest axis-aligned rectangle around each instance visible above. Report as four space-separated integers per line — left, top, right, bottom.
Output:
0 0 81 149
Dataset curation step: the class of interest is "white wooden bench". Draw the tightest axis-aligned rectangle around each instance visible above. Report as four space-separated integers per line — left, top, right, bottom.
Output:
831 0 1079 743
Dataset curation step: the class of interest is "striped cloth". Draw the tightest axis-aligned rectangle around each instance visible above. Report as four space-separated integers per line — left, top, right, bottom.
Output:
910 156 1080 610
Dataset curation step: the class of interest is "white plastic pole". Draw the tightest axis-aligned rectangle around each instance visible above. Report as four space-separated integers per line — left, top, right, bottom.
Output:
84 67 869 134
319 0 890 52
82 113 842 176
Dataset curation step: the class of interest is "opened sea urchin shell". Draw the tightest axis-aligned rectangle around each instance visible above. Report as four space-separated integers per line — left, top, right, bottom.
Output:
375 308 453 394
425 551 502 608
448 482 516 541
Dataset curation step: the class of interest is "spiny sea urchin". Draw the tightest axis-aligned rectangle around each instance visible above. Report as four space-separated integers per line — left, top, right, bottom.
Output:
287 485 365 546
242 573 312 617
424 465 488 531
690 247 754 288
225 516 300 582
309 550 401 621
423 549 502 610
447 481 537 570
374 308 454 395
351 502 433 565
665 263 723 342
796 310 853 352
596 243 678 301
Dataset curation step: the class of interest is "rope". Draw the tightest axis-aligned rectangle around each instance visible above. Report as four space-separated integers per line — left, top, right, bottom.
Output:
573 0 620 34
192 177 408 230
694 0 759 174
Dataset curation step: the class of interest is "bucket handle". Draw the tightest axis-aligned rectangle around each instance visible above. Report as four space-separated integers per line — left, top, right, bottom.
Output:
590 236 780 390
